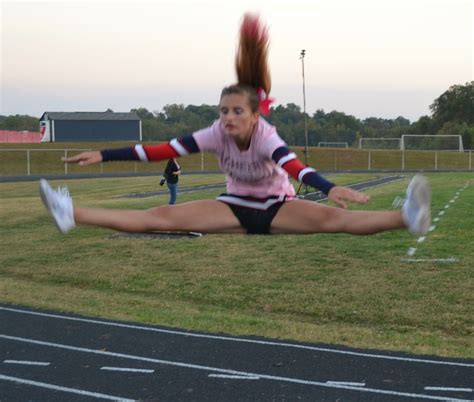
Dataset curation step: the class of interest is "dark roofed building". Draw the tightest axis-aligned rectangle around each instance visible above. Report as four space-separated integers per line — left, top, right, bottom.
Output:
39 111 141 142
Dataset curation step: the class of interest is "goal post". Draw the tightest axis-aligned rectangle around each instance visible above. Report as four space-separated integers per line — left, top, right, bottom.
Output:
317 142 349 148
400 135 464 152
358 137 401 150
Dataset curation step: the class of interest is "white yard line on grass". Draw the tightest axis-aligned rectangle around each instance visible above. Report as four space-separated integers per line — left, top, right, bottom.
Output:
403 182 470 261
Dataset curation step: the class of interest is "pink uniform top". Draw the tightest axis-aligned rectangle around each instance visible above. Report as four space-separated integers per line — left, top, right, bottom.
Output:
193 118 296 198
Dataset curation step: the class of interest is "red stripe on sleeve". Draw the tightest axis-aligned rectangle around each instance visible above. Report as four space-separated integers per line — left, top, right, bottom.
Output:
142 143 179 161
282 158 306 181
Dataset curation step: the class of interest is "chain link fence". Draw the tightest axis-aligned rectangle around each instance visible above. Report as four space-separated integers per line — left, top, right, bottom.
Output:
0 148 472 177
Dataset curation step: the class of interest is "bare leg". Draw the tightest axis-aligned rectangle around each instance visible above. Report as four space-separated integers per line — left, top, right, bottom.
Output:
74 200 245 234
271 199 405 235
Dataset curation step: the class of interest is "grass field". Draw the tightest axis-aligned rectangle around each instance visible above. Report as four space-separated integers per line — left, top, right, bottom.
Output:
0 172 472 358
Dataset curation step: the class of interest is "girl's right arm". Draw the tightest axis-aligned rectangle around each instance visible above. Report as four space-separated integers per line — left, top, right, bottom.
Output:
62 136 201 166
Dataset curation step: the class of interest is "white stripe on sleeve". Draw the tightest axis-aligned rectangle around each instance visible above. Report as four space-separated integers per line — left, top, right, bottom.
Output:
134 144 149 161
170 138 189 156
276 152 297 167
298 167 316 182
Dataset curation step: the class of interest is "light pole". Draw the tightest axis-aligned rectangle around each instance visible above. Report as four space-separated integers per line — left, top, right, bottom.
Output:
300 49 308 166
299 49 309 195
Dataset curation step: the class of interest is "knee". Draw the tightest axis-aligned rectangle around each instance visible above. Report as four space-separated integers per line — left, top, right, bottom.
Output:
146 205 174 219
145 205 175 230
316 207 351 232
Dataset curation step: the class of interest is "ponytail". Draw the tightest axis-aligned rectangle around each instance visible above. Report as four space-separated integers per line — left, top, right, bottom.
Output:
221 13 273 114
235 13 271 95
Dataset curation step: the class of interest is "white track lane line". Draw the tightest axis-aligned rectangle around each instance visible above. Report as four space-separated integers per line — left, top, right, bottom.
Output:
0 374 134 402
1 307 472 368
424 387 473 392
4 360 50 366
101 367 154 373
0 334 472 402
208 374 260 380
326 381 366 387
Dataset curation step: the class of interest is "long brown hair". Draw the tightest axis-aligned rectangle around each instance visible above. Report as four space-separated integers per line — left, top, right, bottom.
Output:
221 13 271 113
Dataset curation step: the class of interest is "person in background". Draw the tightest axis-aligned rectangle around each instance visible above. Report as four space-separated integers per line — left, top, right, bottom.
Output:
160 158 181 205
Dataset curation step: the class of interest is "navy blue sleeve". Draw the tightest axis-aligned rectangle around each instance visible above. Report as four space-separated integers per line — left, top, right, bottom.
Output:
303 172 336 195
272 146 336 195
101 147 137 162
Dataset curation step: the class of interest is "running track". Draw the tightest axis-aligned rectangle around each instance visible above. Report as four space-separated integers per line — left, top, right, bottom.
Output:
0 304 473 401
117 174 406 200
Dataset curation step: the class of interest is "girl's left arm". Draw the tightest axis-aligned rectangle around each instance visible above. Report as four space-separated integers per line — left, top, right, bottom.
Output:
272 146 369 208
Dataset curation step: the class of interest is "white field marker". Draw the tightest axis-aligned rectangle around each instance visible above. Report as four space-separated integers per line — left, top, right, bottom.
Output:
3 360 50 366
424 386 473 392
208 374 260 380
100 367 154 373
403 181 471 263
326 381 366 387
402 257 458 263
0 374 134 402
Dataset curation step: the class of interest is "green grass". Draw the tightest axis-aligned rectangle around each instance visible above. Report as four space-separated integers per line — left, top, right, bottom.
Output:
0 172 473 358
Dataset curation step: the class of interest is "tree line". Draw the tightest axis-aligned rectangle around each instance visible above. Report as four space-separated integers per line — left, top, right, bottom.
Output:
1 81 472 149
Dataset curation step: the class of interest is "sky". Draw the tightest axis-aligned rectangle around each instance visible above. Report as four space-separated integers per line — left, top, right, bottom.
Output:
1 0 472 121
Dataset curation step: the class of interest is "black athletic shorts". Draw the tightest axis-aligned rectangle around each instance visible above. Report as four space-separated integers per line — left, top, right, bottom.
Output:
216 194 287 234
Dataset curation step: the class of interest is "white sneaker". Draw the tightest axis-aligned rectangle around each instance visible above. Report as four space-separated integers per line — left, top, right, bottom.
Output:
402 175 431 236
39 179 76 234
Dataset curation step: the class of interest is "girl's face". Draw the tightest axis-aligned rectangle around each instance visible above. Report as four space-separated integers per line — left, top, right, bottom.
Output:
220 93 259 145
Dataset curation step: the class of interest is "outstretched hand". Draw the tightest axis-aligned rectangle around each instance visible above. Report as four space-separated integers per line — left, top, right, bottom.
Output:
328 186 370 209
62 151 103 166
